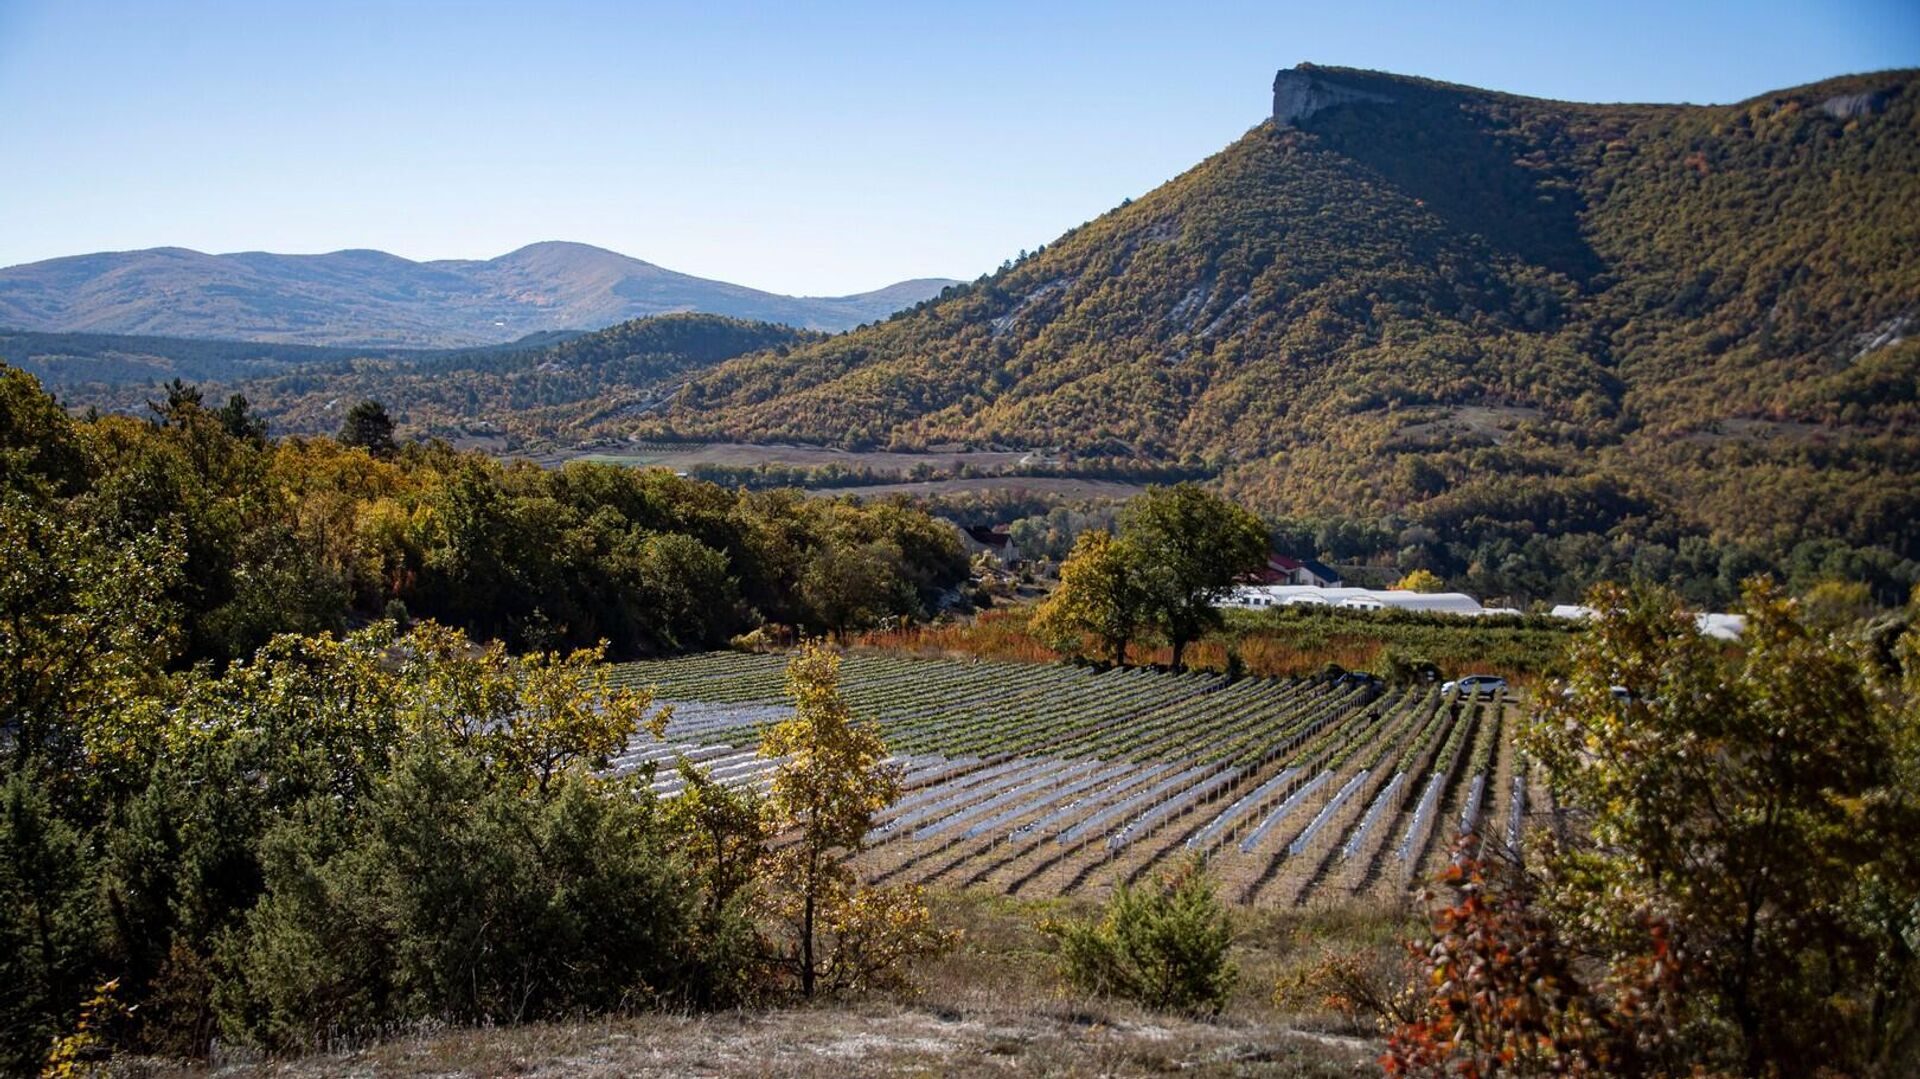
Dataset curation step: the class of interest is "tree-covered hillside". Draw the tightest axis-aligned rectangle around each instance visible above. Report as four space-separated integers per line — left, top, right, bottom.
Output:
47 313 821 445
0 328 412 385
640 67 1919 562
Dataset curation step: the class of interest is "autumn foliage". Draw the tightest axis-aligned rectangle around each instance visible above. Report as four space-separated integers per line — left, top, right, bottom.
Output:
1386 582 1920 1077
756 642 956 997
1382 851 1675 1077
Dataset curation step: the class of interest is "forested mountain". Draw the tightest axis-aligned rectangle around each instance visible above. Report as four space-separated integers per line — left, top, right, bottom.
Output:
641 66 1920 564
0 328 407 386
37 313 818 445
0 241 957 345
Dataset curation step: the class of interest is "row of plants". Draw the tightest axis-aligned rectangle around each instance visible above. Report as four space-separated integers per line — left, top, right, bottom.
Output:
614 649 1378 770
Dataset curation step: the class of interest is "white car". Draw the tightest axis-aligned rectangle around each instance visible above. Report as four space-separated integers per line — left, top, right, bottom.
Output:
1442 674 1507 697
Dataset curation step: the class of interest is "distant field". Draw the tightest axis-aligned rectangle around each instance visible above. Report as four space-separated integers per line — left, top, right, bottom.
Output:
611 651 1535 908
549 442 1035 471
806 476 1148 500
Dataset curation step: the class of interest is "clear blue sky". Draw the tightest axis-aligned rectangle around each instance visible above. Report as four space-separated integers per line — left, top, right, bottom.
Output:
2 0 1915 295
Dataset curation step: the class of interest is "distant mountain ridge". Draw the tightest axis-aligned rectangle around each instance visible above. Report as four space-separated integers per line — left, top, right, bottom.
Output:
0 241 958 346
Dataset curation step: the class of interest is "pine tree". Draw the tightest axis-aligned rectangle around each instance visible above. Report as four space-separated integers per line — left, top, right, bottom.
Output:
336 399 396 458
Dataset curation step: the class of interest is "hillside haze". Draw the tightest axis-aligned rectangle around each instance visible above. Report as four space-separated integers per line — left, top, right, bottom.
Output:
0 240 957 346
646 65 1920 560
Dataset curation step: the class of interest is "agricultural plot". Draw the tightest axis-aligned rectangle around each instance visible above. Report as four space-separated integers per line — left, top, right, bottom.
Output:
609 651 1536 906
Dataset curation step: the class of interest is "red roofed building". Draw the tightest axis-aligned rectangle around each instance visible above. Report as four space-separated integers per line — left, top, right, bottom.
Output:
1250 554 1342 588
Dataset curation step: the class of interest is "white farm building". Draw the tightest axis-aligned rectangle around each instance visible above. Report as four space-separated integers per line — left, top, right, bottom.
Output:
1547 603 1748 640
1219 585 1492 617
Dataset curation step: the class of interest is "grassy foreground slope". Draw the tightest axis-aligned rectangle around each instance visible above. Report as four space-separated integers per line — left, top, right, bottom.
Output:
155 891 1388 1078
645 66 1919 559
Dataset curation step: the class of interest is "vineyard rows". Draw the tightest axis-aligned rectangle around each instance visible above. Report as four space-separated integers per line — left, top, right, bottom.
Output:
610 651 1541 905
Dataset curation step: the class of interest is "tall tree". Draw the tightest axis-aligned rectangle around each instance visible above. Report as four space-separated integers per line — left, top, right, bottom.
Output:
798 540 905 637
336 399 397 459
215 393 268 445
147 378 203 428
1121 484 1267 671
756 643 949 996
1032 530 1153 666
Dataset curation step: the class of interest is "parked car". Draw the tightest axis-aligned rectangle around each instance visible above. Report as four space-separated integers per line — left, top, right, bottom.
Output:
1442 674 1508 697
1333 670 1383 689
1556 684 1637 704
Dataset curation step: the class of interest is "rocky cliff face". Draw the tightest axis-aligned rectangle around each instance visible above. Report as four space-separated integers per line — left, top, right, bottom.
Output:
1819 88 1894 120
1272 66 1395 125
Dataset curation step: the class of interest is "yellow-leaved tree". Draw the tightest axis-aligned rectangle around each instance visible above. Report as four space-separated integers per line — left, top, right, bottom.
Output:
1392 568 1446 593
389 621 664 794
1032 530 1154 667
757 642 955 997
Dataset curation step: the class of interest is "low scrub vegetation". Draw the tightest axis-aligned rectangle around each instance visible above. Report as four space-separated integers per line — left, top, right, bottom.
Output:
1044 857 1239 1016
0 627 944 1070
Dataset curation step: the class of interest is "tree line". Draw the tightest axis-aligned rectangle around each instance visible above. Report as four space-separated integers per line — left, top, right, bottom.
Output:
2 365 970 674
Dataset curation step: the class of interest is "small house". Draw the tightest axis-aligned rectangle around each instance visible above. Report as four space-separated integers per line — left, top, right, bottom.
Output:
1252 554 1344 588
961 524 1020 564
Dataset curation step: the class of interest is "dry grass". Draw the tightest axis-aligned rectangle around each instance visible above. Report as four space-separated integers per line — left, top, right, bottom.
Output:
144 1004 1375 1077
121 890 1403 1078
853 608 1064 666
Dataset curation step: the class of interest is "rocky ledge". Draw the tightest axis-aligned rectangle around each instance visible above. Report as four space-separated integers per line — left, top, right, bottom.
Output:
1272 66 1395 125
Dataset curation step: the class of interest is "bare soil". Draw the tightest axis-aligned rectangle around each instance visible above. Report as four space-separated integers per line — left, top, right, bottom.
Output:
1389 404 1544 448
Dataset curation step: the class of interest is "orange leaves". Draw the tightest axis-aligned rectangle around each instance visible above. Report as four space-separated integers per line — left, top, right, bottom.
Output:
1385 852 1620 1077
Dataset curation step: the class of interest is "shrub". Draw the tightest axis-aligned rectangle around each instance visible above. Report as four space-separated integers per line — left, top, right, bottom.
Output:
0 770 102 1075
1046 857 1236 1015
1375 646 1438 685
1383 853 1626 1077
216 746 699 1050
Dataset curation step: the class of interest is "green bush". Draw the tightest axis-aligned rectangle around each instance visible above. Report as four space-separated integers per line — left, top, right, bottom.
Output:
0 771 103 1075
1047 857 1237 1015
216 745 699 1051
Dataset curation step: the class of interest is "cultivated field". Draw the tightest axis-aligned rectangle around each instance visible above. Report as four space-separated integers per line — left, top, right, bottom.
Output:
546 441 1035 472
610 652 1536 907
